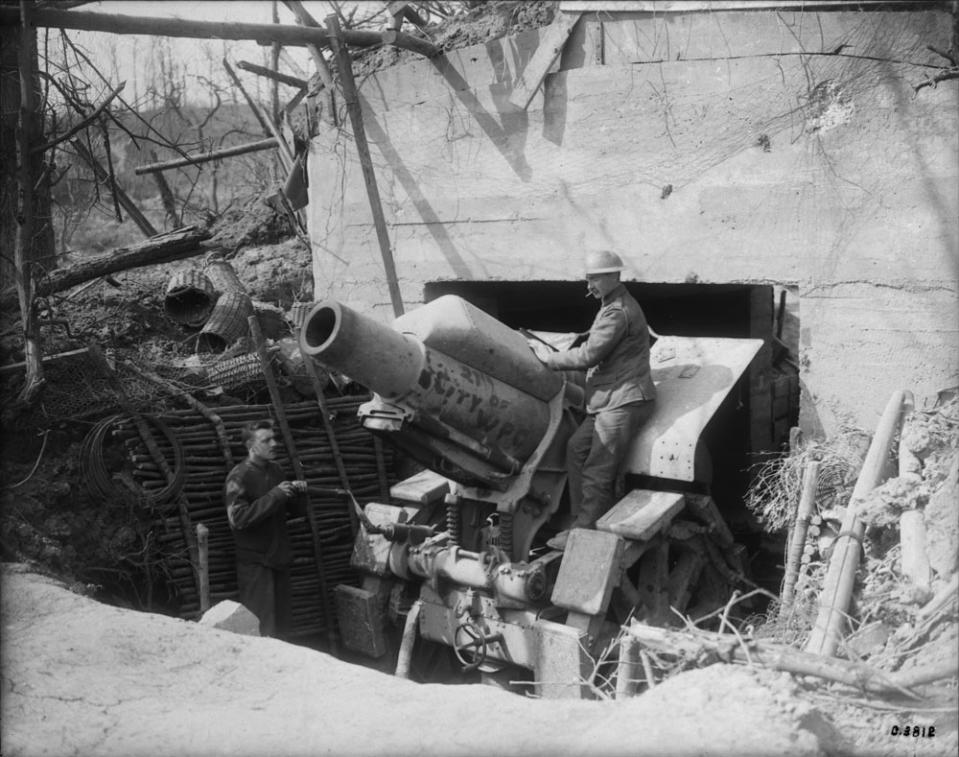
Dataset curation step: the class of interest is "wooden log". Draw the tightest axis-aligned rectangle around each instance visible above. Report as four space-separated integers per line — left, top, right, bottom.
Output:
134 138 278 175
3 6 380 47
237 59 308 89
71 138 157 237
379 29 439 58
4 6 440 56
805 391 909 657
628 622 958 695
326 13 404 317
780 460 820 615
1 226 211 310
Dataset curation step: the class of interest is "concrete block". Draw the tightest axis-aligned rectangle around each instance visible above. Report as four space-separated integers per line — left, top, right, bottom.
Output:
199 600 260 637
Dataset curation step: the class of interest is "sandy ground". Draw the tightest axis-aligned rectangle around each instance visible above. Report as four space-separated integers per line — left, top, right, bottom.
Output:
0 563 840 757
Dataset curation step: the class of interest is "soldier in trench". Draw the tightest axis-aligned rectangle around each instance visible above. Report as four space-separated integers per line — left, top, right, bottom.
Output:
224 419 307 637
539 250 657 551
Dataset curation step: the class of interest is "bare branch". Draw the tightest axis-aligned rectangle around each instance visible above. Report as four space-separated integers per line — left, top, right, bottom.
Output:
30 81 125 155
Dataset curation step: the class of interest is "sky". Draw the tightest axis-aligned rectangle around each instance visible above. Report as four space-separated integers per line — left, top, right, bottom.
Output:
58 1 384 107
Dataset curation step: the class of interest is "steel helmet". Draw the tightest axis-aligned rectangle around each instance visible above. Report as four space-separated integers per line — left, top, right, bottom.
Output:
584 250 625 275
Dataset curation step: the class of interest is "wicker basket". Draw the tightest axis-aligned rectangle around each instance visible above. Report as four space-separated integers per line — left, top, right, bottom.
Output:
197 290 253 352
164 270 217 328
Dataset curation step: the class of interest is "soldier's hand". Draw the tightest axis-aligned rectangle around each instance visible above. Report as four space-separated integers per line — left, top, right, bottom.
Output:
277 481 299 497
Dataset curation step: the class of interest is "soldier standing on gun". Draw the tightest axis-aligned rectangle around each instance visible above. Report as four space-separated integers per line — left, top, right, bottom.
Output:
540 250 656 551
224 419 307 637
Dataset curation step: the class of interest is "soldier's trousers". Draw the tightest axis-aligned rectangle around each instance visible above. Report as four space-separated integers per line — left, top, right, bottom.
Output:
566 401 655 528
236 562 292 638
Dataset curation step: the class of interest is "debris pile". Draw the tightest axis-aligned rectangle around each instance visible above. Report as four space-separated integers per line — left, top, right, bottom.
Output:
610 390 958 748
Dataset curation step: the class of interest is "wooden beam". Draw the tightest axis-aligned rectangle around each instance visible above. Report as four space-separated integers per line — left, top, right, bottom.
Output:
380 29 439 58
508 11 581 110
133 138 279 175
236 59 309 89
326 14 404 317
1 6 435 55
71 138 157 237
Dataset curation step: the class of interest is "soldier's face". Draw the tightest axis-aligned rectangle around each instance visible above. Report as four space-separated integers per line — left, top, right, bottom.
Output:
585 273 619 300
249 428 279 462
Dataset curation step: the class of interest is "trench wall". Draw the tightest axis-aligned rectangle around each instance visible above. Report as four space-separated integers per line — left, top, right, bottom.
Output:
308 7 958 437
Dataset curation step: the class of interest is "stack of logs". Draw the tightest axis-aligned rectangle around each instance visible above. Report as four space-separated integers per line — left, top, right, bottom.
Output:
113 396 394 639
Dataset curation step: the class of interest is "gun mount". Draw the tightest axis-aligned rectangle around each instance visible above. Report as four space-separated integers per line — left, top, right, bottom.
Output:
300 295 762 697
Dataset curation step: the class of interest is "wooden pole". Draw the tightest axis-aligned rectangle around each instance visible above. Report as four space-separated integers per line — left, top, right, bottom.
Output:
779 460 819 614
196 523 211 613
133 138 278 175
297 330 358 537
3 6 436 55
282 0 336 125
326 13 404 317
237 60 309 89
71 139 158 237
13 0 43 403
270 0 281 127
804 390 908 657
248 314 339 654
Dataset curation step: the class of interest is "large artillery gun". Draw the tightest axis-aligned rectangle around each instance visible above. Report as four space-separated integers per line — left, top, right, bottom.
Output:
300 295 762 697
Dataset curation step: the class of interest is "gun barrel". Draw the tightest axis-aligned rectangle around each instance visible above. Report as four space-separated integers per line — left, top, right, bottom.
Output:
300 298 558 466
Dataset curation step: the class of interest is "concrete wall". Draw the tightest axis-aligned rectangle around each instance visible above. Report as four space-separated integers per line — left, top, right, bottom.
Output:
308 8 958 437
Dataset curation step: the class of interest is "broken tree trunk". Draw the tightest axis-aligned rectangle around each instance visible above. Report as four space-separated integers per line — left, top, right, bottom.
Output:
0 227 212 310
804 390 910 657
628 621 958 696
326 13 404 317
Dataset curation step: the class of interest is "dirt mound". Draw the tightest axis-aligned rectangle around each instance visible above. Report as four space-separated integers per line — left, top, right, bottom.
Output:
0 564 831 757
